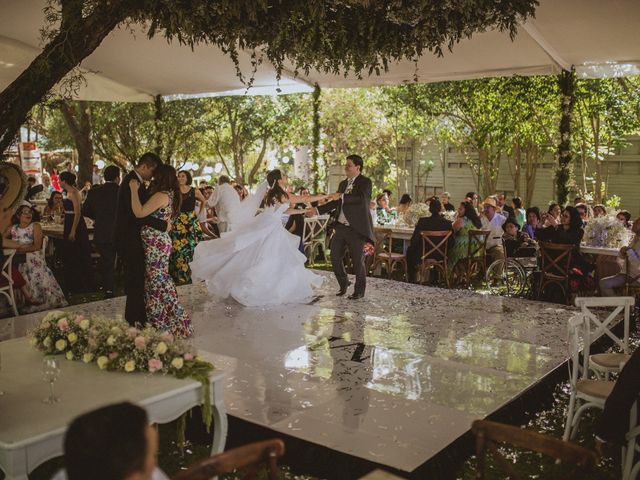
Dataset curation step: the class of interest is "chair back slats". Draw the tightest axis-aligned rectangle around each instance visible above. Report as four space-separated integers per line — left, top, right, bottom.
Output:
468 230 490 259
575 296 634 357
420 230 452 261
539 242 574 277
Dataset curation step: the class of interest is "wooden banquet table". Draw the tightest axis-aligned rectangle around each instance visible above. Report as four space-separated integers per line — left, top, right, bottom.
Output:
0 338 227 480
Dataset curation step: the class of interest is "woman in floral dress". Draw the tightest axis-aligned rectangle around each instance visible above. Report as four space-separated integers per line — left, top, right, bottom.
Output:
8 205 67 312
129 164 192 338
169 170 205 285
448 201 484 271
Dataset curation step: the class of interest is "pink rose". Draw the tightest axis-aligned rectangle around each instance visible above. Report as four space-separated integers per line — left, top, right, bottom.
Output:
88 338 97 348
73 315 85 325
127 328 138 338
134 336 146 350
108 352 119 360
183 353 194 361
148 358 163 373
57 319 69 332
160 331 174 343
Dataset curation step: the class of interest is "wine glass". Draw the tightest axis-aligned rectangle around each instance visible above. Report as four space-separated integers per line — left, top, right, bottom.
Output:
42 356 61 404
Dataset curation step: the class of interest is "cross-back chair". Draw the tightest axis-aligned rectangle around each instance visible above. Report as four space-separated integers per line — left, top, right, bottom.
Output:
538 241 574 304
372 228 407 280
418 230 452 287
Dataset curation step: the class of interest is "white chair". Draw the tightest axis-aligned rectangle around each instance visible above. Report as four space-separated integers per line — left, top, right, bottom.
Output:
624 404 640 480
575 296 635 378
563 313 616 441
0 249 19 316
302 215 329 265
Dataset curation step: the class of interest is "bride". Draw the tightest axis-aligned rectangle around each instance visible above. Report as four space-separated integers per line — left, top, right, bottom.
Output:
190 169 329 306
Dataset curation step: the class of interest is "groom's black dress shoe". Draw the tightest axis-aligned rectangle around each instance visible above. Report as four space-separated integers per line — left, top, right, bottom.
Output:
336 282 351 296
348 292 364 300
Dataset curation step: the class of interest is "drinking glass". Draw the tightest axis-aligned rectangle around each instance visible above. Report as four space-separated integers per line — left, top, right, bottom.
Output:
42 356 61 404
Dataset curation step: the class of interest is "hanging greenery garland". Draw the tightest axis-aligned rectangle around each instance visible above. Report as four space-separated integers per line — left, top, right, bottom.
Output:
311 83 321 193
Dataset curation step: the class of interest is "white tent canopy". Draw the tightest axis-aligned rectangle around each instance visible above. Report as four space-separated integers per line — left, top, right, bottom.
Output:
1 0 639 102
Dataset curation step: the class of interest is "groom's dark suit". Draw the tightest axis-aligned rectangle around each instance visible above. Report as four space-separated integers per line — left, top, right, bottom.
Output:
114 170 167 326
318 174 374 296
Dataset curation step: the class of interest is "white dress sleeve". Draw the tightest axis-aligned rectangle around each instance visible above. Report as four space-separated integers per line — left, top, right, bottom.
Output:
227 181 268 227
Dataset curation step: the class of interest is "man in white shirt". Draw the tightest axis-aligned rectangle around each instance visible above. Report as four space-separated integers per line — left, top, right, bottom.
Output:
481 196 506 263
207 175 240 233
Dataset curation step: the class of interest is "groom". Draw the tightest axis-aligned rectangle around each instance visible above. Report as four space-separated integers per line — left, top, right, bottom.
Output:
114 152 169 326
311 154 374 300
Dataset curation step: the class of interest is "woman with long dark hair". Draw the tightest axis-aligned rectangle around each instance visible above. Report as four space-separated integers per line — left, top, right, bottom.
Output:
169 170 206 285
130 164 191 337
191 169 329 306
448 200 483 270
59 171 95 293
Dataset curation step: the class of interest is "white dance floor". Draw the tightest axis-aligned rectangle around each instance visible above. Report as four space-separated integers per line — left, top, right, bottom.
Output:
3 271 573 473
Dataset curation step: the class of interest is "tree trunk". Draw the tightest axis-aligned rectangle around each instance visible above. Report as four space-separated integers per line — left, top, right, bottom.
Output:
555 69 576 205
0 1 132 157
311 84 321 193
154 95 164 160
59 100 94 185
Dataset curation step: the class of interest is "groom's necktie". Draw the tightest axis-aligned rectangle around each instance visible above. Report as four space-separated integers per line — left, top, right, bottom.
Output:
345 177 355 194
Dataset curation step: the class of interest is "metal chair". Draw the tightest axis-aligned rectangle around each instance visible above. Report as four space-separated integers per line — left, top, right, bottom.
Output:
538 241 574 305
172 439 285 480
575 296 634 379
563 313 615 441
418 230 452 287
472 419 598 480
0 249 19 316
372 228 407 280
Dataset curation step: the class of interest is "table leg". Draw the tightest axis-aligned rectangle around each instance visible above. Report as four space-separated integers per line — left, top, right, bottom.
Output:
1 449 29 480
210 380 228 455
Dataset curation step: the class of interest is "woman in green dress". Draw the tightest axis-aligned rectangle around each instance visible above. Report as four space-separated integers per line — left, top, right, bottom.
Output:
448 200 483 271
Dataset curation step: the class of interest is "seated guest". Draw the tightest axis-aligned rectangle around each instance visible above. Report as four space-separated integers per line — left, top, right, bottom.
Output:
537 206 593 292
43 190 64 221
496 192 514 219
542 202 561 227
523 207 541 240
53 402 169 480
480 197 506 264
465 191 479 210
397 194 412 216
42 174 55 194
617 210 632 229
448 201 483 270
369 200 377 226
440 192 456 212
376 193 392 224
502 218 536 257
7 204 67 312
599 216 640 296
592 204 607 218
512 196 526 227
382 188 393 203
575 203 590 226
574 196 585 206
406 197 453 283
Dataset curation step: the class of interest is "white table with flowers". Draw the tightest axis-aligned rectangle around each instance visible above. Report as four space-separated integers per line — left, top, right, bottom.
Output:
0 337 227 480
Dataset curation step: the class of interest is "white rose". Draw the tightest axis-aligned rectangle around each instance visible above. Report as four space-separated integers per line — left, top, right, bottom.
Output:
67 332 78 344
82 353 94 363
55 339 67 351
43 336 52 348
124 360 136 373
155 342 168 355
171 357 184 370
106 335 116 346
96 356 109 370
79 319 90 330
65 351 74 360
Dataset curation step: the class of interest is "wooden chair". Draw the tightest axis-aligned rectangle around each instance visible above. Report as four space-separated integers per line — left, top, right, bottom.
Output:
538 241 574 305
0 249 18 316
372 228 407 280
472 419 598 480
172 439 285 480
302 215 330 265
563 314 615 441
624 255 640 300
418 230 452 287
455 229 489 287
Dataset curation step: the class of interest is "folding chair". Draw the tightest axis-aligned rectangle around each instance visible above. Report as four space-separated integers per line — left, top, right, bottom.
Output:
538 242 574 305
418 230 452 287
372 228 407 280
0 249 19 316
575 296 634 378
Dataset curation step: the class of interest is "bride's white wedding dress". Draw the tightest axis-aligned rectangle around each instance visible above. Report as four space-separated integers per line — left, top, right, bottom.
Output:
190 182 323 306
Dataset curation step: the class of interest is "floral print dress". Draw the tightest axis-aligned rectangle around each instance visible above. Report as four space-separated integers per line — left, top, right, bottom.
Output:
10 223 68 313
169 188 203 285
141 191 193 338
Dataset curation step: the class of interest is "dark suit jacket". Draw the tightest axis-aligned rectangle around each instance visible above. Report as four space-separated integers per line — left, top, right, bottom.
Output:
82 182 119 244
317 175 375 243
114 171 167 254
408 215 453 260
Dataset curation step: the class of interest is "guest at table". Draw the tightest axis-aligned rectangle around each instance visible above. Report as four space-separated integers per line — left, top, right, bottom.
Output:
592 204 607 218
523 207 541 240
383 189 393 203
617 210 632 229
406 197 453 283
599 216 640 296
169 170 206 285
59 171 95 293
496 192 515 219
376 193 392 224
448 200 483 270
480 197 506 264
537 206 593 292
542 202 561 227
575 203 590 226
7 205 67 312
440 192 456 212
82 165 120 299
80 180 92 203
574 196 585 206
502 218 536 257
24 176 43 202
369 200 377 226
43 191 64 222
42 174 55 194
58 402 170 480
512 196 526 227
396 194 412 217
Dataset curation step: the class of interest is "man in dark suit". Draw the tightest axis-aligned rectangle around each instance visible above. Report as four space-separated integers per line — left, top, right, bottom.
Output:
310 154 374 300
114 153 168 326
406 197 454 283
83 165 121 299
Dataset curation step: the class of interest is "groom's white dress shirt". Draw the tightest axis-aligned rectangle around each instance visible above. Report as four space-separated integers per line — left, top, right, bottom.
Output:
207 183 240 231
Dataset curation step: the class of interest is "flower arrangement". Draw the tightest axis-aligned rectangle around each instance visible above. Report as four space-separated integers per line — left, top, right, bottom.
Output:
443 210 458 223
584 216 631 248
403 203 431 227
30 311 215 429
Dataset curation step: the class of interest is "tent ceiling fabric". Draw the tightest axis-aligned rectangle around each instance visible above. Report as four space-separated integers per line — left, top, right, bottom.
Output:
0 0 638 102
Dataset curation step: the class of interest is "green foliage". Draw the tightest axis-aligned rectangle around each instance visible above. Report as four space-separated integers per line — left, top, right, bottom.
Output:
605 194 621 209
